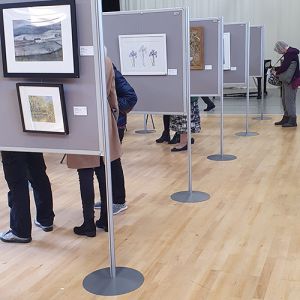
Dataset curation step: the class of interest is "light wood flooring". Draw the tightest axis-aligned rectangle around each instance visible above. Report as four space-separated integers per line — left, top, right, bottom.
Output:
1 114 300 300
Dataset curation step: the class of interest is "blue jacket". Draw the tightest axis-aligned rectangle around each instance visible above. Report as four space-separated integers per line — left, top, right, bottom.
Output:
113 65 138 128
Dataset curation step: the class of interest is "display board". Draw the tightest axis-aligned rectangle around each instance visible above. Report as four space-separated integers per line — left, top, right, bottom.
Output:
0 0 104 155
224 22 249 85
190 18 222 97
103 9 189 114
249 26 264 77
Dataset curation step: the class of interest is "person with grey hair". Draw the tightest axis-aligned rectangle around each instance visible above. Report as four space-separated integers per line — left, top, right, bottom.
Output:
273 41 300 127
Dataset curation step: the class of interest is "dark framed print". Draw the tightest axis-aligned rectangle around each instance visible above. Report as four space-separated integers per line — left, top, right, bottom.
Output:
16 83 69 134
0 0 79 78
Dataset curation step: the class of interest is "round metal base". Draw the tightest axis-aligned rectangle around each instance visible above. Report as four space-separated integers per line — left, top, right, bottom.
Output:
83 267 144 296
235 131 259 137
171 191 210 203
135 129 156 134
252 116 272 120
207 154 237 161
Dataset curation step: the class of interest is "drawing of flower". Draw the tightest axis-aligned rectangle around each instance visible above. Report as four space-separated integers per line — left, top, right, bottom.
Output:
129 50 138 67
149 49 157 66
139 45 147 66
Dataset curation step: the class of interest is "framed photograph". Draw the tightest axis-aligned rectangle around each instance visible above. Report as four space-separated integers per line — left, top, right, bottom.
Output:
223 32 231 71
190 27 204 70
0 0 79 78
118 33 168 75
16 83 69 135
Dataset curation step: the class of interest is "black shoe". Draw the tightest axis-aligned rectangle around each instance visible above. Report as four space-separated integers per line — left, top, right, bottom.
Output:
156 131 170 143
95 219 108 232
171 145 188 152
204 104 215 111
73 222 96 237
282 117 297 127
274 116 289 126
168 132 180 144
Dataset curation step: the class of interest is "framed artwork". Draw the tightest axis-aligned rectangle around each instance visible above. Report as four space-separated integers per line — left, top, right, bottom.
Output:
16 83 69 135
190 27 204 70
223 32 231 71
0 0 79 78
118 33 168 75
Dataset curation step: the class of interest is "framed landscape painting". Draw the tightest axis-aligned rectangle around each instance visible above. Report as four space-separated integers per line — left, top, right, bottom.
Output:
0 0 79 78
118 34 168 75
190 27 204 70
16 83 69 134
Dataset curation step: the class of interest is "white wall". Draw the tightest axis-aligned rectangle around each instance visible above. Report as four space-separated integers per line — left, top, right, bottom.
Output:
120 0 300 64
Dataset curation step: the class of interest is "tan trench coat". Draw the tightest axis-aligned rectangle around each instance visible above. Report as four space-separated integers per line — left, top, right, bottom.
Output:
67 57 121 169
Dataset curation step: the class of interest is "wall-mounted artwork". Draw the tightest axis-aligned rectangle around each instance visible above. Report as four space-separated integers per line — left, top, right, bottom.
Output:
16 83 69 134
0 0 79 78
190 27 204 70
223 32 231 71
118 33 167 75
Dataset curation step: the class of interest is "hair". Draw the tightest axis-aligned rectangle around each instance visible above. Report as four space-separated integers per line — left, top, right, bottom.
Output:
274 41 289 54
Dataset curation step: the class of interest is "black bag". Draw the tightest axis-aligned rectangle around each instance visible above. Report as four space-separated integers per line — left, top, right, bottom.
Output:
268 70 281 86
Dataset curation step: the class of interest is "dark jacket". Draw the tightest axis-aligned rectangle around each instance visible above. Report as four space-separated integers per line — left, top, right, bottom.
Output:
113 65 138 128
275 47 300 81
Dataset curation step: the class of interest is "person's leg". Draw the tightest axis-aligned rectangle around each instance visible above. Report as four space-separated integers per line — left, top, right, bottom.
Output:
202 97 215 111
275 84 289 125
282 85 297 127
156 115 171 143
73 168 96 237
1 152 32 239
27 153 54 229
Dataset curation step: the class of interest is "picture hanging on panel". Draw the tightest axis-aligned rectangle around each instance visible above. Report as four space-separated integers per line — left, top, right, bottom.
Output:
223 32 231 70
0 0 79 78
118 34 168 75
190 27 204 70
16 83 69 135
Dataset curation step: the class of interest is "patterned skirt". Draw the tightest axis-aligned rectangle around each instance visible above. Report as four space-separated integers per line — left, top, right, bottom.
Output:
170 100 201 134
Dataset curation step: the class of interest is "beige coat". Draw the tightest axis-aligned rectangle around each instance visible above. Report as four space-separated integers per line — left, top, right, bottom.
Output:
67 57 121 169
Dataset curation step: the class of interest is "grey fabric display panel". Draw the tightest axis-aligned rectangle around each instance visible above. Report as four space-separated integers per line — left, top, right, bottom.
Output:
249 26 264 77
224 23 248 85
103 9 188 114
0 0 103 155
190 18 222 97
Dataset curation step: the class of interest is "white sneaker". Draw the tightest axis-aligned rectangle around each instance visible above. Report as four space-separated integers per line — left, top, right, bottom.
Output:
113 203 128 215
0 230 32 243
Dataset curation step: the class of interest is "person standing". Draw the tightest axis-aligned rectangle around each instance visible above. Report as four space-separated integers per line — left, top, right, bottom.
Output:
0 152 55 243
67 56 125 237
273 41 300 127
202 97 215 111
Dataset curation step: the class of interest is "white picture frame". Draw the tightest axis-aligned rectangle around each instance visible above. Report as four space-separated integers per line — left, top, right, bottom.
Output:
118 33 168 75
223 32 231 71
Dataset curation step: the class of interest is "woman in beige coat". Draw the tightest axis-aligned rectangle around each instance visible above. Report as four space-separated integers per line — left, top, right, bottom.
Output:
67 57 125 236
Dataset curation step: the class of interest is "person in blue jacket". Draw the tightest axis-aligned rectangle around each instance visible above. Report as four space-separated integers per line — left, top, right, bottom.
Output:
113 64 138 142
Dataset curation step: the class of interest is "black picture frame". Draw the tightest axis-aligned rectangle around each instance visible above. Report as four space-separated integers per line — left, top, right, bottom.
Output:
0 0 79 78
16 82 69 135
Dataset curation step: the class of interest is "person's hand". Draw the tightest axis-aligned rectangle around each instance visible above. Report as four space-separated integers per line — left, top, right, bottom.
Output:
271 69 277 75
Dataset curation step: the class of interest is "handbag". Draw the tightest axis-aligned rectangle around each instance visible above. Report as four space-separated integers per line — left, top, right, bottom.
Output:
278 61 297 84
268 70 281 86
267 55 284 86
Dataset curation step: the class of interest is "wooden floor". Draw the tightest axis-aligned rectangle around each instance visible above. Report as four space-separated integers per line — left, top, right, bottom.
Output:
1 114 300 300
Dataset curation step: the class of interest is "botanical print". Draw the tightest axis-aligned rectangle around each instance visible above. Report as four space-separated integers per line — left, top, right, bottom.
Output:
190 27 204 70
29 95 56 123
13 19 63 62
119 34 167 75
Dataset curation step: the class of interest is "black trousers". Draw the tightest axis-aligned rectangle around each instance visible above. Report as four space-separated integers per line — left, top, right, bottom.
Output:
1 152 54 238
201 97 214 106
77 158 125 224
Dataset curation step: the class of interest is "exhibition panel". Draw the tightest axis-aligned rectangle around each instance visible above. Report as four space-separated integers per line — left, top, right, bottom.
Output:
249 26 264 77
103 9 189 114
0 0 105 155
190 18 222 97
